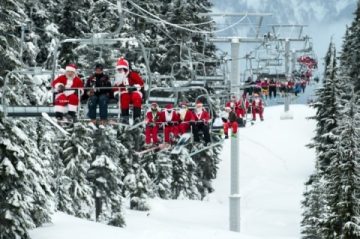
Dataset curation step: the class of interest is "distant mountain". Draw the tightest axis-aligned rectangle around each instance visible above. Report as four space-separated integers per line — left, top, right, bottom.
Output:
212 0 356 24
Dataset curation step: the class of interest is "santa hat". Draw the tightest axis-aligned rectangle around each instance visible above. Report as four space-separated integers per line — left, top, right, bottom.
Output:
65 63 77 73
225 106 231 111
151 102 158 108
195 100 203 107
165 104 174 110
116 57 129 70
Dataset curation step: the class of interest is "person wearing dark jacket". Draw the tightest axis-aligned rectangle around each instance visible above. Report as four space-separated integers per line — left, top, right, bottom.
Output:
86 63 112 125
222 106 238 139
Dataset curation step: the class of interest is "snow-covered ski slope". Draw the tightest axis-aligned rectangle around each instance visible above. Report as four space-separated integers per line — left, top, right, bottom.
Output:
30 105 316 239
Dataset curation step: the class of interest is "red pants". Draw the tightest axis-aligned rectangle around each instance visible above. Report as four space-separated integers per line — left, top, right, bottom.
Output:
145 126 159 144
120 92 142 110
164 125 179 143
252 107 264 120
236 108 246 118
54 93 79 113
224 121 238 135
178 122 191 135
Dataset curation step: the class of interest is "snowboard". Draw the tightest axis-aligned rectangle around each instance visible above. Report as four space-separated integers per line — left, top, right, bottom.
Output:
41 112 70 136
171 133 192 154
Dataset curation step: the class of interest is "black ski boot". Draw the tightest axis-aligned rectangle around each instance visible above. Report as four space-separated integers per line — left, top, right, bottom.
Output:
133 107 142 124
67 111 77 123
55 112 64 121
121 109 130 125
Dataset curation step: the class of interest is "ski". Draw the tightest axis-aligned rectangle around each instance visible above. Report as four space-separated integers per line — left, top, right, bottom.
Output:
135 143 171 156
41 112 70 136
171 133 192 154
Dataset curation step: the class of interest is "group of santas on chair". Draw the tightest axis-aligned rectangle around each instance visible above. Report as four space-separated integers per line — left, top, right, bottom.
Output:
51 57 144 125
221 93 264 138
144 101 211 147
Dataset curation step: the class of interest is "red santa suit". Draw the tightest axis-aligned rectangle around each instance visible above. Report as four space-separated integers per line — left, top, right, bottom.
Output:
145 104 161 145
252 95 264 121
51 64 84 114
178 103 194 135
192 102 211 143
223 107 238 137
160 104 180 143
112 58 144 119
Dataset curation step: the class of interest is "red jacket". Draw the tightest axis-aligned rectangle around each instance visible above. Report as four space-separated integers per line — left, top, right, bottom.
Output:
160 110 180 124
252 98 263 109
51 75 84 95
193 109 210 123
113 71 144 95
145 111 161 126
179 109 194 122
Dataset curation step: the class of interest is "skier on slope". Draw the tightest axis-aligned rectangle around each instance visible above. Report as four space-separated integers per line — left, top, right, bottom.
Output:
252 93 264 121
145 102 162 147
192 100 211 145
222 106 238 139
160 104 180 144
113 57 144 124
51 63 84 121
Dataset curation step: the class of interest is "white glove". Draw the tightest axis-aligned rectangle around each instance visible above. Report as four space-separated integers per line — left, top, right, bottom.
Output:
134 84 141 91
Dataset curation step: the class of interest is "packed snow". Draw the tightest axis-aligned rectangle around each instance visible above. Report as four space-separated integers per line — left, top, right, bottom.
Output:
30 104 316 239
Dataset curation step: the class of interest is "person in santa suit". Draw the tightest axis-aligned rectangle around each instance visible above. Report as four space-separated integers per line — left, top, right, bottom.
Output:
222 106 238 139
252 93 264 121
192 101 211 144
178 102 194 135
145 103 162 146
236 94 250 127
113 57 144 124
160 104 180 144
51 63 84 121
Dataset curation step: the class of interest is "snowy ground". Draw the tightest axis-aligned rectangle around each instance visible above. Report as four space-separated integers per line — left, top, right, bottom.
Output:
30 104 316 239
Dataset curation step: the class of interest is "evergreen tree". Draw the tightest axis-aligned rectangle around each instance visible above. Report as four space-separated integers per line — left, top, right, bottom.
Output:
345 1 360 92
172 152 201 200
302 40 341 238
87 127 125 226
0 118 53 238
57 123 94 219
0 0 26 77
324 96 360 238
309 40 341 171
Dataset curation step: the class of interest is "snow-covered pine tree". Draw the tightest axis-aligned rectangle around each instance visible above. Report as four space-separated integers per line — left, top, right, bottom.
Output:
0 117 53 238
171 152 201 200
308 40 341 171
152 153 173 199
346 1 360 92
56 0 92 66
87 126 126 226
301 40 342 238
0 0 26 78
57 123 94 219
301 174 324 239
192 141 222 199
323 95 360 239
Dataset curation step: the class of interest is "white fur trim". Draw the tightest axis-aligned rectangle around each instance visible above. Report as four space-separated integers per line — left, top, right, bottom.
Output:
64 90 75 96
54 83 64 89
114 91 120 97
54 105 66 113
165 110 173 122
68 104 77 112
65 66 76 72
